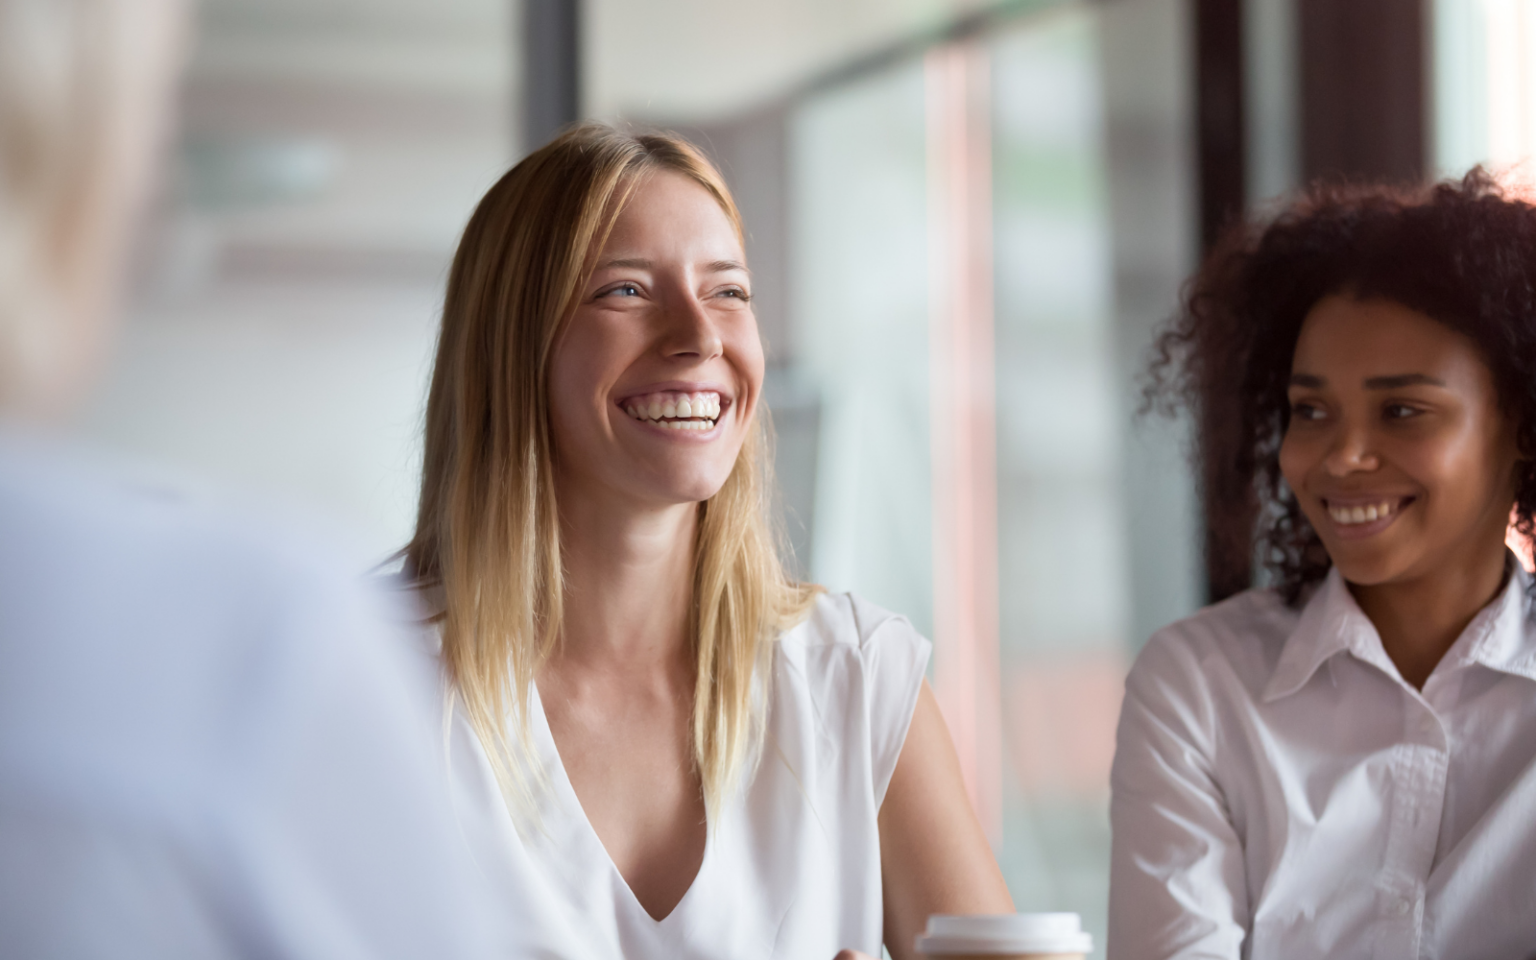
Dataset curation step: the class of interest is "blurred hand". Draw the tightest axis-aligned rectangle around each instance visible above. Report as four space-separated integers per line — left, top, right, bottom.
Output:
833 952 879 960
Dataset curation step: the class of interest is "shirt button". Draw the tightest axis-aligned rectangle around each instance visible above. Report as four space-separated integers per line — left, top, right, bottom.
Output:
1392 897 1412 916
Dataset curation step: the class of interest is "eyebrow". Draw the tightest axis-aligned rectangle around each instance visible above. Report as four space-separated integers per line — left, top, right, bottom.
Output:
1288 372 1446 389
594 258 749 274
1363 373 1446 389
598 257 653 270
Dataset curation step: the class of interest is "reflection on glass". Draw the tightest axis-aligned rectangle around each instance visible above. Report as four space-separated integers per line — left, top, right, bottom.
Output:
991 9 1123 949
788 5 1128 951
791 62 935 639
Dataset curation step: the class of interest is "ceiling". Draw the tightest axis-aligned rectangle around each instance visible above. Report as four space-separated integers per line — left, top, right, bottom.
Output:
193 0 510 95
586 0 983 123
193 0 993 118
151 0 999 292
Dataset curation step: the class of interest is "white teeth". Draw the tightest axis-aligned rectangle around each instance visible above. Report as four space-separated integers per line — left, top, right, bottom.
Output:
622 391 724 430
1328 500 1397 525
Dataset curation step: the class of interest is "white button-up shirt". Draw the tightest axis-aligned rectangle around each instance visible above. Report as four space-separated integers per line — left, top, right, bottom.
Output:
1109 561 1536 960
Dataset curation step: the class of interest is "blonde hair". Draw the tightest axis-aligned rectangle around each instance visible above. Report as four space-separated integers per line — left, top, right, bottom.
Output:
404 123 819 818
0 0 183 413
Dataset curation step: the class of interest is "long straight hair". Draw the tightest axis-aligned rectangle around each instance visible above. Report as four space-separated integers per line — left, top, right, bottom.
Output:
404 123 819 818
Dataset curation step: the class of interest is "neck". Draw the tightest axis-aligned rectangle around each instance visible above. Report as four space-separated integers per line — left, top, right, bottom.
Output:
1348 541 1510 690
554 482 698 672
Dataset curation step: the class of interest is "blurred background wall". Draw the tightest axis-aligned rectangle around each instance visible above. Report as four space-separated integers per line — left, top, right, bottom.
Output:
82 0 1534 949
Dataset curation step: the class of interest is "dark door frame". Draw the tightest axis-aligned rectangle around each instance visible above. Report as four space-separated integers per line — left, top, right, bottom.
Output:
1192 0 1427 602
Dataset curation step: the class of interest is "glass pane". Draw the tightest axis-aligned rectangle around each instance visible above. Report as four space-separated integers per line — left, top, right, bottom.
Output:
990 8 1123 947
1434 0 1536 178
785 5 1196 954
790 62 936 639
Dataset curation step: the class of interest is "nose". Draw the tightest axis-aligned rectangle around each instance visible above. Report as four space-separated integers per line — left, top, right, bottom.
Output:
659 289 724 362
1322 421 1380 476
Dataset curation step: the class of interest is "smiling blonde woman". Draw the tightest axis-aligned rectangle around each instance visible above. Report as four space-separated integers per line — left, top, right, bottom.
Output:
401 124 1012 959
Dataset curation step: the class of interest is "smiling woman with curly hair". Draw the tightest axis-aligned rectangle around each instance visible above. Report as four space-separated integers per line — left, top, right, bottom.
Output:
1108 170 1536 960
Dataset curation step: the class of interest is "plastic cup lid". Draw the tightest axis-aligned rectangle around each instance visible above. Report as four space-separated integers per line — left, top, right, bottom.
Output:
915 913 1093 955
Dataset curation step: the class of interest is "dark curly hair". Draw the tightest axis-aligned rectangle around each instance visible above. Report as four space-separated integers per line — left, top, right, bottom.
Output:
1149 169 1536 605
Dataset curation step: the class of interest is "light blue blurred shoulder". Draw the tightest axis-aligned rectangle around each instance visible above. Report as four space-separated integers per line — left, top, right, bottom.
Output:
0 433 382 612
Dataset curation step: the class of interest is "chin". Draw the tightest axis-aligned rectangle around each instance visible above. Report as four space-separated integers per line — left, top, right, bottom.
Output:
679 480 731 504
644 471 732 506
1325 544 1419 587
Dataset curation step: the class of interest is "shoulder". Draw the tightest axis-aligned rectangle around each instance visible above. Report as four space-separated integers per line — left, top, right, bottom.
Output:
1123 587 1298 731
780 591 932 659
774 591 931 726
0 434 374 610
0 438 512 959
0 436 419 780
771 593 932 804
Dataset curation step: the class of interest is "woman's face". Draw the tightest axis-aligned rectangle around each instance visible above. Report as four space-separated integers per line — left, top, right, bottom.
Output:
1279 295 1521 587
548 170 763 509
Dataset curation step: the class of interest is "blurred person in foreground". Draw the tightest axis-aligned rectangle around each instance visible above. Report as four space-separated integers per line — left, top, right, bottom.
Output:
1109 171 1536 959
0 2 511 956
394 122 1014 960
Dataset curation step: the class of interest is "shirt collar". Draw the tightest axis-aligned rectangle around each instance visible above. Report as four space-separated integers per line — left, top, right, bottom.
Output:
1264 569 1380 702
1263 558 1536 703
1446 561 1536 682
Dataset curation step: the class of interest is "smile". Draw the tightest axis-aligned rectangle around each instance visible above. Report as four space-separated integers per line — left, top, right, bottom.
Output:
1327 499 1399 525
1321 496 1415 536
621 390 723 432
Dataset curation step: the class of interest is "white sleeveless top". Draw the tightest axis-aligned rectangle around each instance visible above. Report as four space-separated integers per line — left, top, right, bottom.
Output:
428 592 931 960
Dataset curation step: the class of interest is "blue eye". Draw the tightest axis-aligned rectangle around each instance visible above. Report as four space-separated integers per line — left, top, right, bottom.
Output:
602 283 641 298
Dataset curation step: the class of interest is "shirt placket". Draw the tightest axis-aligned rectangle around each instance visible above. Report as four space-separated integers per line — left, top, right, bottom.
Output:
1373 704 1449 960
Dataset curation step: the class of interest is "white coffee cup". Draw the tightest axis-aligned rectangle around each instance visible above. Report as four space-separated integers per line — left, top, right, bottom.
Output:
914 913 1093 959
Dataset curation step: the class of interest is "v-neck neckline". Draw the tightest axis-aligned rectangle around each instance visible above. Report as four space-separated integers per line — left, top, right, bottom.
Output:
527 681 711 926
